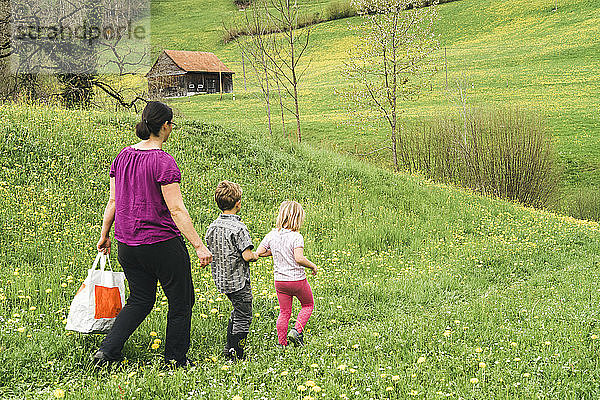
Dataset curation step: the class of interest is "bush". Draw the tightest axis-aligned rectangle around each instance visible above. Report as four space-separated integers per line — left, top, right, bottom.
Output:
233 0 251 9
558 187 600 221
326 1 357 20
401 107 561 208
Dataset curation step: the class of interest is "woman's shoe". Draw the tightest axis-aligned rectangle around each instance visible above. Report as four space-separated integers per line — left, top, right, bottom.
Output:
91 350 120 367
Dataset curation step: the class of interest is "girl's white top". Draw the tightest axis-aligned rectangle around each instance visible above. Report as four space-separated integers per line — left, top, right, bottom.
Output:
260 228 306 281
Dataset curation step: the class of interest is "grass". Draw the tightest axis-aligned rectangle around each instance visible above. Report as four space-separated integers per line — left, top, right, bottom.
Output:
2 103 600 398
147 0 600 208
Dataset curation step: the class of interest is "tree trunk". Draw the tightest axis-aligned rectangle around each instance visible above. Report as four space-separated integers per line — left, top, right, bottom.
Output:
264 61 272 136
276 78 286 137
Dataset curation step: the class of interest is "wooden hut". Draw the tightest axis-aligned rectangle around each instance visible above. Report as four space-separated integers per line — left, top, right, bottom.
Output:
146 50 234 97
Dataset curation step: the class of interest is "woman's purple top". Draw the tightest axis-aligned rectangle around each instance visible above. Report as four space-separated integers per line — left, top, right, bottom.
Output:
110 147 182 246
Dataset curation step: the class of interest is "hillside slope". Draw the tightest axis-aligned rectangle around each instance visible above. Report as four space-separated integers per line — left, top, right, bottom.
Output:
1 104 600 397
150 0 600 197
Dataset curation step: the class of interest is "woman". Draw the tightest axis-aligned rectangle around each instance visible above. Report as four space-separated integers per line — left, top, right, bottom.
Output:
94 101 212 367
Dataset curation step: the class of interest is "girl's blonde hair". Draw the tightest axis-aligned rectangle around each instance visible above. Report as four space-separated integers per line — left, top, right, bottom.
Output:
276 201 305 232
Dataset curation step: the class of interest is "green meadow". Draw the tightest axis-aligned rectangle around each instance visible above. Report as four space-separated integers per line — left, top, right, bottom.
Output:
150 0 600 203
2 0 600 398
2 103 600 398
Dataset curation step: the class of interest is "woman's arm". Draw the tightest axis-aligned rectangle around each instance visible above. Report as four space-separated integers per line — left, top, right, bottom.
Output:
97 177 116 255
161 182 212 266
293 247 317 275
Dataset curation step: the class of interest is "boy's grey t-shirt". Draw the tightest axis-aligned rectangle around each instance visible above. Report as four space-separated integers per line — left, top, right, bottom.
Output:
205 214 254 294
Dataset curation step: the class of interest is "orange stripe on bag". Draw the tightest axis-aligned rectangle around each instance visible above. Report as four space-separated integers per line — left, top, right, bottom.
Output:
94 286 123 319
76 283 86 296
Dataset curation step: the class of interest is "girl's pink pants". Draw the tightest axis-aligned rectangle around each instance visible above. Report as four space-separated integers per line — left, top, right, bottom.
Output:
274 279 314 346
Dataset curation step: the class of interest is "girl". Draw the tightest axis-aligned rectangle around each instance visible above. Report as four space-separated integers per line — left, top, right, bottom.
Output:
256 201 317 346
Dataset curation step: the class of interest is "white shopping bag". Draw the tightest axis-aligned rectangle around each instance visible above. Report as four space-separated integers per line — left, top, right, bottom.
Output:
65 252 126 334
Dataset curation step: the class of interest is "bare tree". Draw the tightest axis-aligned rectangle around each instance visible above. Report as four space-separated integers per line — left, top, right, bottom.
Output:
5 0 149 109
261 0 311 143
344 0 439 171
225 3 274 136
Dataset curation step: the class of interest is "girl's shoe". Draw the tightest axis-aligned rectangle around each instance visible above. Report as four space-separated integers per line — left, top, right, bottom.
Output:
287 328 304 347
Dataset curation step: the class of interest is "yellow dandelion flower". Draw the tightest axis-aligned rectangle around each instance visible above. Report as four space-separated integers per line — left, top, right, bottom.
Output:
417 356 426 364
470 377 479 384
385 387 393 391
592 334 598 340
312 386 322 393
153 338 161 344
17 327 26 333
151 343 160 350
443 330 452 337
297 385 306 392
45 289 52 294
409 389 419 396
232 396 242 400
510 342 518 347
479 362 486 369
475 347 483 353
29 306 36 311
150 331 157 337
310 363 318 368
352 344 359 349
544 341 551 346
391 375 400 381
305 380 315 387
523 373 530 378
349 368 356 373
53 389 65 398
514 357 521 362
280 370 288 376
337 364 346 371
221 365 230 371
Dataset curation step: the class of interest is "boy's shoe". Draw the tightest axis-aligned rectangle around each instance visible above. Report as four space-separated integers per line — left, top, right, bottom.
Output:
223 347 236 361
223 318 234 359
287 328 304 347
230 332 248 360
91 350 120 367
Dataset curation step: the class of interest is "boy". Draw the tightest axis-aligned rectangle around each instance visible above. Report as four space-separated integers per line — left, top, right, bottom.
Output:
205 181 258 360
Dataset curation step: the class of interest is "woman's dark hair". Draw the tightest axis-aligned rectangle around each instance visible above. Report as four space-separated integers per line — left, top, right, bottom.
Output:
135 101 174 140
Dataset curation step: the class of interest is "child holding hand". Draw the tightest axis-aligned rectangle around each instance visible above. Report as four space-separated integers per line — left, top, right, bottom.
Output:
256 201 317 347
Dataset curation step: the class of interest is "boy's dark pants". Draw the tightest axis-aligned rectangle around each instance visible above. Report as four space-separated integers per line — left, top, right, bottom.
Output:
225 280 253 358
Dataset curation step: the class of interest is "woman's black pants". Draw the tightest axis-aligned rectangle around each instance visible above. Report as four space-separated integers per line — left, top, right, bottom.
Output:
99 236 195 363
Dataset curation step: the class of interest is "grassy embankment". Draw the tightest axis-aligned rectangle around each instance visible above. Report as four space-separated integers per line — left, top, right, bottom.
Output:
1 103 600 398
149 0 600 208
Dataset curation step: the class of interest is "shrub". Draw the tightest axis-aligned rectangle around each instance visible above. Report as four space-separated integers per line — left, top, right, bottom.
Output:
326 1 357 20
558 187 600 221
234 0 251 9
402 107 561 208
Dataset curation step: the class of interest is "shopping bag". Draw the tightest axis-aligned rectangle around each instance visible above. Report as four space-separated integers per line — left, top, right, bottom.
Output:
65 252 126 334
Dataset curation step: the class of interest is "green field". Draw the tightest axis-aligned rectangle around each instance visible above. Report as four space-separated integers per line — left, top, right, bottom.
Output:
2 104 600 398
149 0 600 207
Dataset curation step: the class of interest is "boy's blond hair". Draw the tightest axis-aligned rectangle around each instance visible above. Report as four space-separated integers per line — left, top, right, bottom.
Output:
215 181 242 211
276 201 305 232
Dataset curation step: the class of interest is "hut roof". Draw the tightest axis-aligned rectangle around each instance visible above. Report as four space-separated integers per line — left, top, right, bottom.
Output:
163 50 234 74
